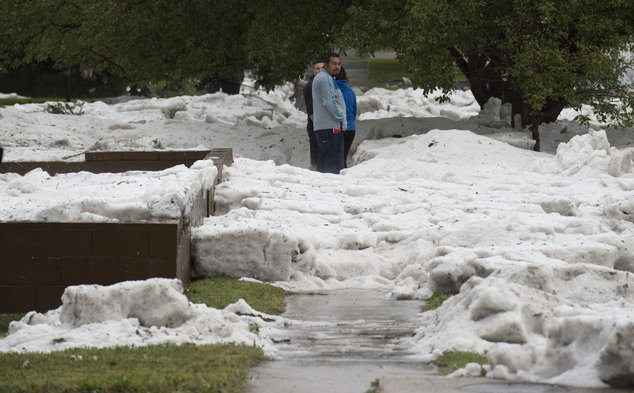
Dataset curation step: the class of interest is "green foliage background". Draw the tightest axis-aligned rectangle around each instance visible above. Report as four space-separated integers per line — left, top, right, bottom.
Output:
343 0 634 149
0 0 351 92
0 0 632 146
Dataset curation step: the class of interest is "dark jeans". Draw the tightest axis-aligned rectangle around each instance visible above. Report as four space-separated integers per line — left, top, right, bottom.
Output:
343 129 356 168
306 121 321 169
315 128 344 174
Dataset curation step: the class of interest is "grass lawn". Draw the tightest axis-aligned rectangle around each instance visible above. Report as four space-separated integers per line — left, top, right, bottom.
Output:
368 58 468 84
0 314 24 338
0 277 287 393
0 97 94 107
369 58 412 83
0 343 265 393
186 277 287 315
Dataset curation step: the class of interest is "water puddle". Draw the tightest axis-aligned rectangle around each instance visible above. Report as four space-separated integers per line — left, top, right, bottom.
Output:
247 289 434 393
457 382 567 393
271 289 426 361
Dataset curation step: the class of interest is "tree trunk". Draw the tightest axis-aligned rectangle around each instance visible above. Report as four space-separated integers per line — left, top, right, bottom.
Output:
540 98 568 124
66 73 72 102
530 122 540 151
450 49 568 149
450 49 489 107
510 92 530 129
198 73 244 95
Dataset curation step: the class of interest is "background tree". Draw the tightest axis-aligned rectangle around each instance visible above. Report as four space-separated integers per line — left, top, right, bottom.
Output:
245 1 352 90
0 0 352 95
0 0 253 92
344 0 634 150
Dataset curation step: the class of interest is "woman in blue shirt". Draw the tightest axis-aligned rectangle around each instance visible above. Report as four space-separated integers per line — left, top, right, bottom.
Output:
335 67 357 168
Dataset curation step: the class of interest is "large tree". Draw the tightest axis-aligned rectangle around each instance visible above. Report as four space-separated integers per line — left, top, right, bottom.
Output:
344 0 634 150
0 0 253 90
0 0 351 93
245 1 352 89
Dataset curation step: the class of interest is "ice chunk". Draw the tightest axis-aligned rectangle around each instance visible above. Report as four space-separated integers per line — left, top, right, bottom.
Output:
59 278 193 328
477 312 527 344
555 130 633 176
192 226 298 281
598 322 634 388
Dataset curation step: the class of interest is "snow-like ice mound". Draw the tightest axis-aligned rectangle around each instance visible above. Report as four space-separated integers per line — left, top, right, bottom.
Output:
192 219 306 281
10 84 305 129
0 92 27 99
189 128 634 386
349 129 542 174
192 130 633 287
555 129 633 176
0 160 218 222
488 131 536 150
411 276 634 388
0 278 284 354
357 88 480 121
59 279 193 328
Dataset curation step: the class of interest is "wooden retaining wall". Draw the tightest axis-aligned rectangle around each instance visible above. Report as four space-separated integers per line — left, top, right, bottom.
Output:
0 148 233 182
0 148 233 313
0 221 188 313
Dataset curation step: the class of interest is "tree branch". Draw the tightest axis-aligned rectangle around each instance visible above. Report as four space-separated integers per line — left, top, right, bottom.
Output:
87 48 126 74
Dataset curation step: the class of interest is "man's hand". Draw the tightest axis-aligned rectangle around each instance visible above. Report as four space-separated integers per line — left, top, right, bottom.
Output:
310 115 314 122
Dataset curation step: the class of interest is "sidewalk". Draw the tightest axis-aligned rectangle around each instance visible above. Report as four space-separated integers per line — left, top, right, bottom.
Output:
245 289 627 393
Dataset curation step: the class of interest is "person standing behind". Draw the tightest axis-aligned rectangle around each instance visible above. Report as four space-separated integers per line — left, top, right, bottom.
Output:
312 53 347 174
303 60 325 171
335 66 357 168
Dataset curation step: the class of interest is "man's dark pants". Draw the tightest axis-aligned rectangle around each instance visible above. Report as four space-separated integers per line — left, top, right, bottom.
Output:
306 121 322 170
343 129 356 168
315 128 344 174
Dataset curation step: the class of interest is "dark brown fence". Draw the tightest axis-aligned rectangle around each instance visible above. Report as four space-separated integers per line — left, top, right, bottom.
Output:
0 148 233 312
0 149 233 181
0 221 189 312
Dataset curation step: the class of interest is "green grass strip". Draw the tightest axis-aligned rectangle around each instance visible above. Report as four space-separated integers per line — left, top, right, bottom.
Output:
0 343 265 393
423 291 452 311
0 97 94 107
186 277 287 315
1 278 287 336
433 349 488 375
0 314 24 338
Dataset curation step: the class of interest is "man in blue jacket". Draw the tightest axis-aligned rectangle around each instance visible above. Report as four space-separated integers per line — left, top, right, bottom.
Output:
311 53 347 174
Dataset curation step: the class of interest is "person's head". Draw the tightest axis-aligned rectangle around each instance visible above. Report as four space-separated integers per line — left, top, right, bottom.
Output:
323 53 341 77
335 66 347 81
312 61 325 77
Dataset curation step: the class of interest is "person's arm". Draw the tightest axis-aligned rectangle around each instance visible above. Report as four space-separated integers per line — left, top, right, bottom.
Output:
317 74 345 122
303 82 314 119
342 104 347 130
352 90 357 120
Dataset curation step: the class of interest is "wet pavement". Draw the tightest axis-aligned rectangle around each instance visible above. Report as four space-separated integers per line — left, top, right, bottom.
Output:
271 290 425 361
246 290 628 393
247 289 432 393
